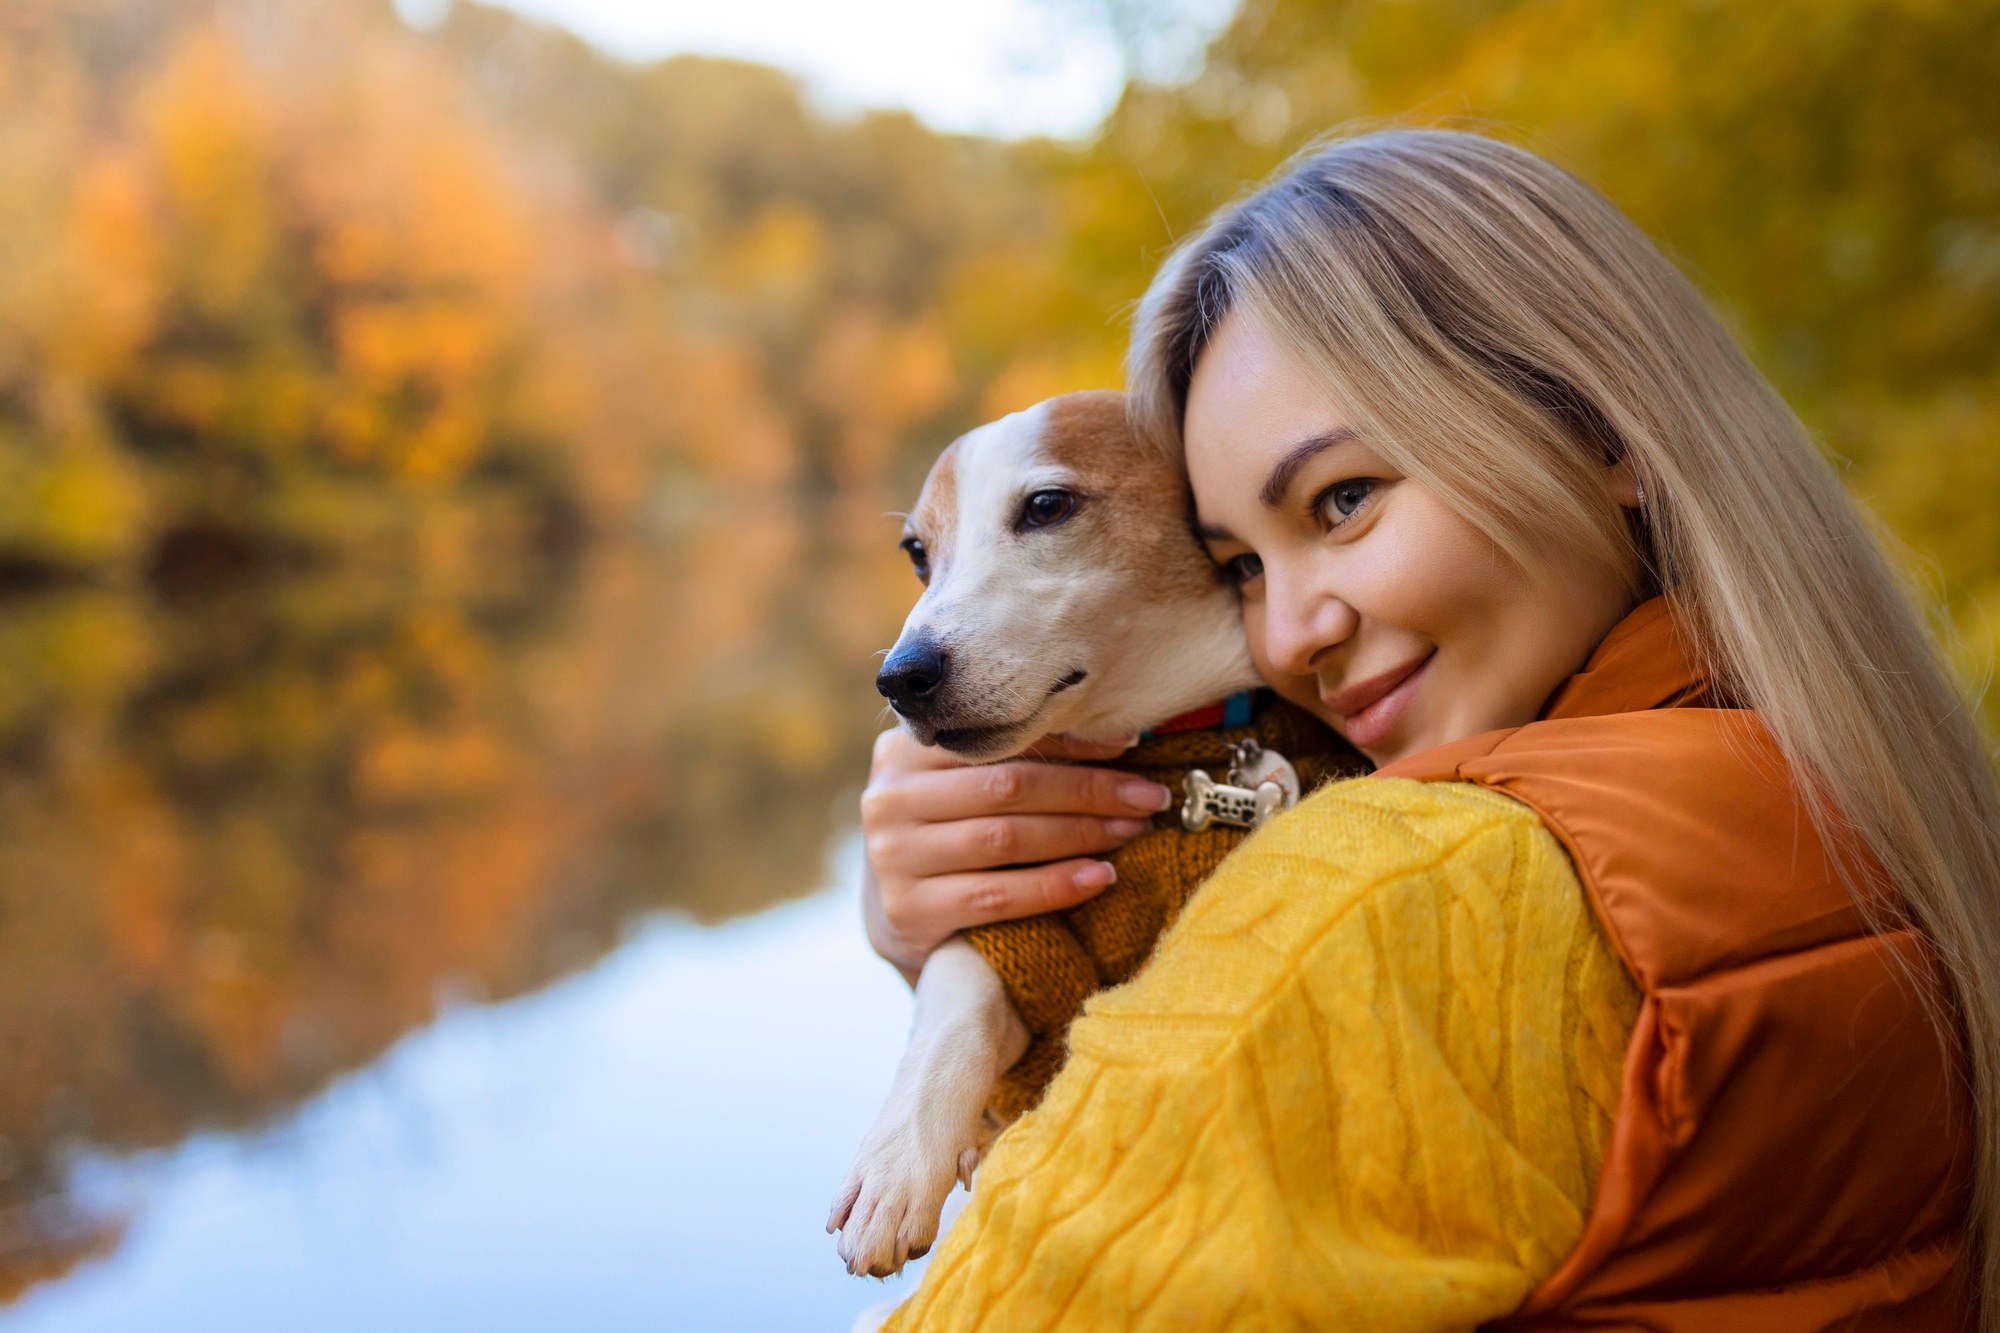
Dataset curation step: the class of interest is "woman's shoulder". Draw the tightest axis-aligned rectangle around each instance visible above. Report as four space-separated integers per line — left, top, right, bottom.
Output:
1287 770 1544 844
897 775 1640 1331
1068 775 1599 1066
1193 772 1559 927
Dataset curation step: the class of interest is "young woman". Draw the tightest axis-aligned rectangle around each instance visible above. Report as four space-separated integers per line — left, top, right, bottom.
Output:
858 130 2000 1329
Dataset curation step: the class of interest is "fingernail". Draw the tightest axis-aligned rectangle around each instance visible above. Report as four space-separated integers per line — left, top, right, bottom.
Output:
1106 817 1148 838
1119 780 1172 812
1074 861 1117 890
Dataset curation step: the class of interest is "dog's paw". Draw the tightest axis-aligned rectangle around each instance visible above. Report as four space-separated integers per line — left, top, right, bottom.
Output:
827 1135 966 1278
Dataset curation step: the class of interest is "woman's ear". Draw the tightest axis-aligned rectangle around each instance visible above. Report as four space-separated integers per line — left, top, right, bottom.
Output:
1602 457 1644 509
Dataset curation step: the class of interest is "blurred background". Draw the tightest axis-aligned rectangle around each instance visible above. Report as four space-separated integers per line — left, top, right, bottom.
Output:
0 0 1992 1328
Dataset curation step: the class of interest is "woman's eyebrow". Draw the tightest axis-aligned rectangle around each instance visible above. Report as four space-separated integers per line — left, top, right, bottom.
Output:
1194 519 1235 543
1260 428 1358 508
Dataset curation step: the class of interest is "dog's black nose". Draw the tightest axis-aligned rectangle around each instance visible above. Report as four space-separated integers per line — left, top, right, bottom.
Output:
877 640 948 713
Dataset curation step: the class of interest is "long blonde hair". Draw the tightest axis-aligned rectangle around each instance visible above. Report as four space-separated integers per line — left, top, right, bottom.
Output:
1129 128 2000 1319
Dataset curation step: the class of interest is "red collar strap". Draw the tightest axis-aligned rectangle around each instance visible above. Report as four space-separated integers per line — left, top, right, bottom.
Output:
1148 690 1260 736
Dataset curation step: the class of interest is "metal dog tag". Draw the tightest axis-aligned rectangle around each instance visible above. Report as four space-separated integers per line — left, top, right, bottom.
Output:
1227 739 1300 805
1179 740 1302 833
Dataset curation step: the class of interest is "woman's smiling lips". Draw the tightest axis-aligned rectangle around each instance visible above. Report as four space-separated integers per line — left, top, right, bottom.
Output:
1325 650 1436 751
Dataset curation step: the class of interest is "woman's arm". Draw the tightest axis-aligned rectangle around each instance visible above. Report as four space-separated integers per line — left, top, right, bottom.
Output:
859 727 1174 982
883 778 1641 1331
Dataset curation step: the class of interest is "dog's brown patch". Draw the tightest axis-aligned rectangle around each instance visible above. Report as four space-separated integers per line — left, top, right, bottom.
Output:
909 437 959 572
1036 391 1217 603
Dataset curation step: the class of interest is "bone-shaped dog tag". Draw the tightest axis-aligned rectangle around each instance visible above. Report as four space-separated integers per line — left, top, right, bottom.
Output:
1180 768 1291 833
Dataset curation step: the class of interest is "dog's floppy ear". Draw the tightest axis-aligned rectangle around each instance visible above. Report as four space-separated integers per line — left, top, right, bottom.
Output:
905 437 961 578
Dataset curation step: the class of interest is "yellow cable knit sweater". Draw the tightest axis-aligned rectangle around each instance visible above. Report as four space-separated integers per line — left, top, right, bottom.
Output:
883 777 1641 1331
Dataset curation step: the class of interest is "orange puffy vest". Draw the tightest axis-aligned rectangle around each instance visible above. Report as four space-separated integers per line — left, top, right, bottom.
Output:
1377 599 1973 1330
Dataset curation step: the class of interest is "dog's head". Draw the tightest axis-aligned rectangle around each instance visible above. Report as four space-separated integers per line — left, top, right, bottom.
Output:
877 390 1261 762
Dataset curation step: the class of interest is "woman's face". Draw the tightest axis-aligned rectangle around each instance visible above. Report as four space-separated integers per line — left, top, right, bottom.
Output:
1183 312 1639 767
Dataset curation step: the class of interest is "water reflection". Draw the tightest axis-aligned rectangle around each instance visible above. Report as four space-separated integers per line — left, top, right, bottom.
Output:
0 497 915 1314
5 839 930 1332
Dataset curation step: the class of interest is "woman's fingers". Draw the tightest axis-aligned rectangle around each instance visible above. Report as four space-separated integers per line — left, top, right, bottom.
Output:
873 812 1149 883
862 853 1123 976
858 724 1177 976
864 759 1172 827
870 725 962 776
910 858 1120 933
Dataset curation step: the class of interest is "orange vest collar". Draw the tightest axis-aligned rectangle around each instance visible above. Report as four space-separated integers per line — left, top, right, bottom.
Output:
1377 597 1711 786
1539 596 1721 723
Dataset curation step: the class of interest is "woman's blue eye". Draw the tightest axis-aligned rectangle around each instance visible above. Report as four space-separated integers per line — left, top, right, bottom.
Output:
1318 479 1377 525
1225 552 1264 584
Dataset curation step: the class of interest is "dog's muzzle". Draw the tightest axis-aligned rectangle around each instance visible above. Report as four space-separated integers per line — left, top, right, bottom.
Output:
877 637 949 718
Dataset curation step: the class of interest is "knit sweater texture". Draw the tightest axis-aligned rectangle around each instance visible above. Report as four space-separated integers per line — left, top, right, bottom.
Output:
966 697 1367 1119
883 776 1640 1331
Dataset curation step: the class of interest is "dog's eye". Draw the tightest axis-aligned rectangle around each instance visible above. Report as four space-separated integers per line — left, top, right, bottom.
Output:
1223 552 1264 586
1021 489 1076 529
900 537 930 584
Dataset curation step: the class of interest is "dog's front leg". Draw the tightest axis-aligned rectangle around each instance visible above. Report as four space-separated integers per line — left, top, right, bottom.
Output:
829 936 1029 1278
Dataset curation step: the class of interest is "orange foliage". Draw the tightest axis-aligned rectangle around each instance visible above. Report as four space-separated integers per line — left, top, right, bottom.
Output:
0 0 958 1304
8 0 1985 1310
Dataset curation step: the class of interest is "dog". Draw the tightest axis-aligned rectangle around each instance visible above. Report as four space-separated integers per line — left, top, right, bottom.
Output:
826 390 1366 1279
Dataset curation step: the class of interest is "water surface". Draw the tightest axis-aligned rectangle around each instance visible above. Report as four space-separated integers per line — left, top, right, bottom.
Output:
5 839 929 1332
0 502 923 1327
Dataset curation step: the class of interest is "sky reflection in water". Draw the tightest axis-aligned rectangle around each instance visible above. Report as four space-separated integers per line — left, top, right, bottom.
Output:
4 836 932 1333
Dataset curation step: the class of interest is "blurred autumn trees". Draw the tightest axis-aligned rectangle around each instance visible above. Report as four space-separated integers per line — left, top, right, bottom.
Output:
1009 0 2000 690
0 0 992 1295
0 0 1994 1306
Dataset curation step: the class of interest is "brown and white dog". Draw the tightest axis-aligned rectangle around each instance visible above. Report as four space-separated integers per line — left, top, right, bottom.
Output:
826 391 1277 1278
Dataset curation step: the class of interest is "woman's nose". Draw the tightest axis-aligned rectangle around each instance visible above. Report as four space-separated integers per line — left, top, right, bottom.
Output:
1261 567 1357 676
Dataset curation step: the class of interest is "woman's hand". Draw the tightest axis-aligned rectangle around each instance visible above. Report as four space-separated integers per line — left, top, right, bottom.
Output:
860 727 1175 982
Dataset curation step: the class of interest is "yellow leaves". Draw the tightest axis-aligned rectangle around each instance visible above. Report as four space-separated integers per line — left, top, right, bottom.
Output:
947 241 1127 418
324 298 502 481
0 8 581 550
0 12 1004 1268
23 443 147 565
658 344 798 487
98 769 190 985
401 608 495 706
58 148 162 378
292 52 536 305
0 427 146 566
0 591 151 742
863 320 958 429
1028 0 2000 726
148 359 231 434
729 202 829 314
351 724 518 809
979 348 1126 420
1850 386 2000 720
806 312 959 482
314 219 397 287
745 689 839 778
137 29 277 315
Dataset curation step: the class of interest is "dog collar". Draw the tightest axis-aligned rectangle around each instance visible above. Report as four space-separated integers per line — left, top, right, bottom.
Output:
1147 690 1258 737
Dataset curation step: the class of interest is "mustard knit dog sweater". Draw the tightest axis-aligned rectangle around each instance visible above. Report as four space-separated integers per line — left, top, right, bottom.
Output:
964 696 1369 1120
887 777 1641 1331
